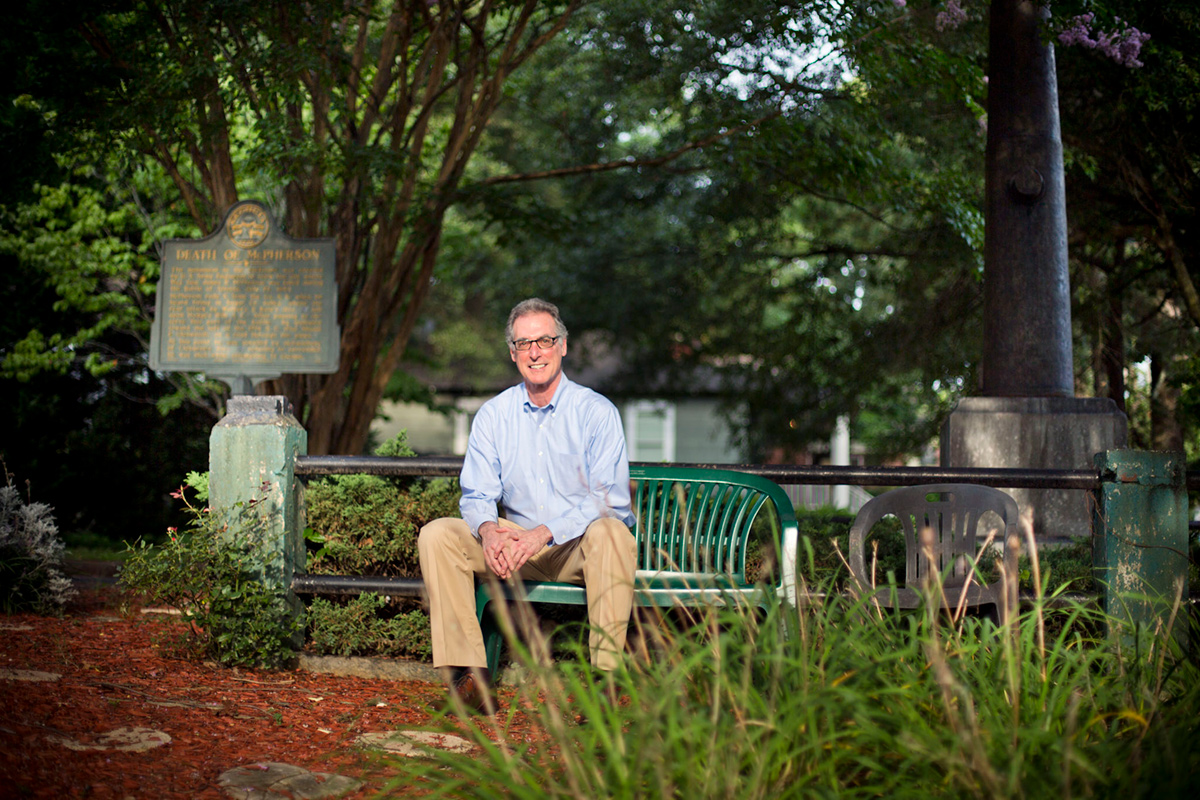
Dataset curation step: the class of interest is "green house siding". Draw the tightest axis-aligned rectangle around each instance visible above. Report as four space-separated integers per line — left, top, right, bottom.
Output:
376 395 745 464
673 400 742 463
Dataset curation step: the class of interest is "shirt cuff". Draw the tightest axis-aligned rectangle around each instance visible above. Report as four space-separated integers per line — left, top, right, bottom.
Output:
545 516 584 546
463 514 498 539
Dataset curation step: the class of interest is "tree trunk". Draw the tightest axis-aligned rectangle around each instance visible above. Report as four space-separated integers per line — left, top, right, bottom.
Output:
1150 353 1185 453
1101 288 1126 413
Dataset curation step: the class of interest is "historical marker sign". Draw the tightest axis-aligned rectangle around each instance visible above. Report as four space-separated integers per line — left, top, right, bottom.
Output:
149 201 339 392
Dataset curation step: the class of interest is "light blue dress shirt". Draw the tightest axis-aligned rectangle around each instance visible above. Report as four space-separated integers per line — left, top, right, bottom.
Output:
459 374 635 545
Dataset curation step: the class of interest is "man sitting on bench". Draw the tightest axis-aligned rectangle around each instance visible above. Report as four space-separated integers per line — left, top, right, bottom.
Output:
418 297 637 714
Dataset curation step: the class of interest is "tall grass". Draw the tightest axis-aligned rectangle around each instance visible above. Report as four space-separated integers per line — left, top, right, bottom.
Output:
389 541 1199 798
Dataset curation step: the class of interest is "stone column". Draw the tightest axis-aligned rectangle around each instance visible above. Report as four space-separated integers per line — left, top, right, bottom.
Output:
943 397 1126 542
981 0 1073 397
943 1 1126 541
208 396 307 615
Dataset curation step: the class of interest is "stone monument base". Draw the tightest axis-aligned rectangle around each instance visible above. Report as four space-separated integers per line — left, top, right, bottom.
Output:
941 397 1128 544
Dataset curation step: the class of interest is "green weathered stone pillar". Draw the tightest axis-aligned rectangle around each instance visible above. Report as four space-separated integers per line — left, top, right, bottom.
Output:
1093 450 1188 648
208 396 307 611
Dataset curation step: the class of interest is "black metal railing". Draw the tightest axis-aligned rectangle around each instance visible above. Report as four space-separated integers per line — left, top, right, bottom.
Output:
295 455 1133 489
290 456 1199 598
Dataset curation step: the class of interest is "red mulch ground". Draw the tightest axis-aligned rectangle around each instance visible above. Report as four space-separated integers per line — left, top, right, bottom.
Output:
0 581 538 799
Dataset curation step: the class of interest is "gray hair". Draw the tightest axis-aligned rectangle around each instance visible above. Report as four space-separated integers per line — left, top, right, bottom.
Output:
506 298 569 344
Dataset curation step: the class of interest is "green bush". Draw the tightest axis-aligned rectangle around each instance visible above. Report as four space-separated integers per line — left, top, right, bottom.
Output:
1029 537 1095 593
0 473 76 615
301 433 456 659
119 476 300 669
304 433 459 578
307 592 432 659
793 507 907 587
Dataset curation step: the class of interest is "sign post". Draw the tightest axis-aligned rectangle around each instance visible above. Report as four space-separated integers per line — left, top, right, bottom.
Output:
150 201 338 619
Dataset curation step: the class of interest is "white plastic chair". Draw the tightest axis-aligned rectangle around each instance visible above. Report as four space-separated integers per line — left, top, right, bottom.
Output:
848 484 1020 622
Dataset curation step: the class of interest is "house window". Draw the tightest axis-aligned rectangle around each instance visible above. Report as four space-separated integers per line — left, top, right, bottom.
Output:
624 400 676 462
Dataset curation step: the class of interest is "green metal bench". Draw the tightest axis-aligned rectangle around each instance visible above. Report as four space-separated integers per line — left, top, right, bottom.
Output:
473 465 800 675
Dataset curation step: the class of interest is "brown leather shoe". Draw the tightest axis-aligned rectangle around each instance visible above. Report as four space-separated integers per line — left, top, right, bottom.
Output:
448 668 496 715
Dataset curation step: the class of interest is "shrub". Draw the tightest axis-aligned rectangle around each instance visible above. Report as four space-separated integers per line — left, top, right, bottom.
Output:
0 472 76 614
119 476 300 669
301 433 457 659
793 507 907 587
304 433 459 578
1028 537 1094 592
307 592 432 659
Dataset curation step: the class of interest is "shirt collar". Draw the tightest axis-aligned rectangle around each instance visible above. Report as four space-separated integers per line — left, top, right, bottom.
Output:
523 373 571 412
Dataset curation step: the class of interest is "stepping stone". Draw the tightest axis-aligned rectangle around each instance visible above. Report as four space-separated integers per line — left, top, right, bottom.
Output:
355 729 475 757
48 726 172 752
217 762 362 800
0 668 61 682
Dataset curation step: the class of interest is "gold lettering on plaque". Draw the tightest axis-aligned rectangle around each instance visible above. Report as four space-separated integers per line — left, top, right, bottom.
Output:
162 259 328 365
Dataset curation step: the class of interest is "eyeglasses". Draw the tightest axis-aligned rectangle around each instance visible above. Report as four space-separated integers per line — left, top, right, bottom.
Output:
510 336 561 351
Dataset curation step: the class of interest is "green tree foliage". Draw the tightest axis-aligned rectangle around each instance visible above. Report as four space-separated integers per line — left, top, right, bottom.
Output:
1058 2 1200 461
0 164 215 404
5 0 1194 471
440 0 1195 463
0 162 217 541
450 1 989 458
5 0 997 463
3 0 586 456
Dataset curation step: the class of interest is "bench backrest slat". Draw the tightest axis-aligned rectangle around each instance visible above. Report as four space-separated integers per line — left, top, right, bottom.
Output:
630 466 796 586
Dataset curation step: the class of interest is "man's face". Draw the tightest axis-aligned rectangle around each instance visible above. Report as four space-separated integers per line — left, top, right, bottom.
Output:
509 311 566 394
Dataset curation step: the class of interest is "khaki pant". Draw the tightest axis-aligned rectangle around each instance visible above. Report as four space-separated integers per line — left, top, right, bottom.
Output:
418 517 636 671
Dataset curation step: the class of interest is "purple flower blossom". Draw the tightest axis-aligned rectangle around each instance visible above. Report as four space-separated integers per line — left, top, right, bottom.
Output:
936 0 968 32
1057 12 1094 47
1058 13 1150 68
893 0 907 8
